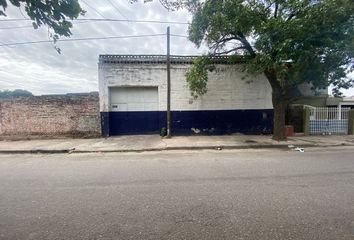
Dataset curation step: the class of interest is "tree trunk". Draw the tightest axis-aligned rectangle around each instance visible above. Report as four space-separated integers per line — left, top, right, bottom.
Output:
272 94 287 141
264 69 287 141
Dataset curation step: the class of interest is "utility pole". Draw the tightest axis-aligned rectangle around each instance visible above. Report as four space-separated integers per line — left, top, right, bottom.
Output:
166 26 171 138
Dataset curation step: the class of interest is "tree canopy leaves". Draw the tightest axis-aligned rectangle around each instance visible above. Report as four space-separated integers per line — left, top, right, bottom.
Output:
0 0 84 41
186 56 216 98
186 0 354 97
184 0 354 140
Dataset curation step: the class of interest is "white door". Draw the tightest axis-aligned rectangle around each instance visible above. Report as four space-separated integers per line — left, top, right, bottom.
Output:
110 87 158 112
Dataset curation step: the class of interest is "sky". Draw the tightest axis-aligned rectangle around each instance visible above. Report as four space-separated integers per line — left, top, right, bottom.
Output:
0 0 353 96
0 0 204 95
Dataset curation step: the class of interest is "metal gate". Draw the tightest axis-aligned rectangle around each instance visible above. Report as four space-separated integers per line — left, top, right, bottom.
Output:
308 107 350 135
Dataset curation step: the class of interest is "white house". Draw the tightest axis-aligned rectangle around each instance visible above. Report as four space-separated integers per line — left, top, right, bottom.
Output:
98 55 275 136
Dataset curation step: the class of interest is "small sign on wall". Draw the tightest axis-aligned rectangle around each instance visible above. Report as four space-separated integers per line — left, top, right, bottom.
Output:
111 103 128 112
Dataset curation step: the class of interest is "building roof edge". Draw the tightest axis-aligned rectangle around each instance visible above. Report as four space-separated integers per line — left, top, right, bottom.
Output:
98 54 245 65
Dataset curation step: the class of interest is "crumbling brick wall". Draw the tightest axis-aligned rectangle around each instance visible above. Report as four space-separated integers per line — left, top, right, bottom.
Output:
0 92 100 138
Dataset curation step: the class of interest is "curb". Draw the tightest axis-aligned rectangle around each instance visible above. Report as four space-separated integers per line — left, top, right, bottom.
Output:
0 149 71 154
0 143 351 154
62 143 345 153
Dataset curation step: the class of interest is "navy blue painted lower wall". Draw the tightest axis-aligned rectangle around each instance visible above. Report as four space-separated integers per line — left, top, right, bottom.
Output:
101 109 273 136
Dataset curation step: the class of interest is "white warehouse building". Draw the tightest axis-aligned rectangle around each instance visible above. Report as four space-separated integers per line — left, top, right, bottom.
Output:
98 55 274 136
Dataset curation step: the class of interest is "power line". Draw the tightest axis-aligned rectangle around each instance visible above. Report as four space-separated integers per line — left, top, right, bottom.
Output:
78 18 190 25
106 0 128 20
0 25 32 30
0 18 189 25
0 20 101 30
0 34 165 47
0 18 189 31
0 18 31 21
18 5 28 20
81 0 107 19
171 34 188 38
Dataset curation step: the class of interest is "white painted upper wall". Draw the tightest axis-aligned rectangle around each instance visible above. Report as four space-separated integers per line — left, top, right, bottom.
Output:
99 62 274 112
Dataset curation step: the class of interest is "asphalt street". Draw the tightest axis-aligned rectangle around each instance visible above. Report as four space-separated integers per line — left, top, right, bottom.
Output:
0 147 353 240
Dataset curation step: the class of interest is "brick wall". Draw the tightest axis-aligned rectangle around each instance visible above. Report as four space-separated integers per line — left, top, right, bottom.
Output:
0 92 100 138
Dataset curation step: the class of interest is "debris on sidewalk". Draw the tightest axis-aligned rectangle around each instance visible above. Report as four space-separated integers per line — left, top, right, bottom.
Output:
68 148 76 154
294 147 305 153
288 145 305 153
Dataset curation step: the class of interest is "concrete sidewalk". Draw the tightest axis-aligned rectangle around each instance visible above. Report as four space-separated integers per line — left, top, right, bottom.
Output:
0 134 353 154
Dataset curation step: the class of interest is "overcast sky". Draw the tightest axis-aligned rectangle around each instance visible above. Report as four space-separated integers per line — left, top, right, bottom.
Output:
0 0 205 95
0 0 353 96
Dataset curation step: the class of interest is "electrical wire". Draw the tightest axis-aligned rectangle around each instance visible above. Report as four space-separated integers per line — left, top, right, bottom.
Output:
0 25 33 29
0 18 33 21
106 0 129 20
81 0 107 19
0 34 165 47
0 18 189 25
171 34 188 38
77 18 189 25
18 5 28 20
0 19 189 31
0 20 102 30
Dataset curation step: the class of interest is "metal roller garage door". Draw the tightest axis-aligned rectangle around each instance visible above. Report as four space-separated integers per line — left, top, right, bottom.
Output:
109 87 160 135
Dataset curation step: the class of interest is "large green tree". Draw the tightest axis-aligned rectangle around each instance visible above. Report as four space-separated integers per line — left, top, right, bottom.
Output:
183 0 354 140
0 0 84 46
